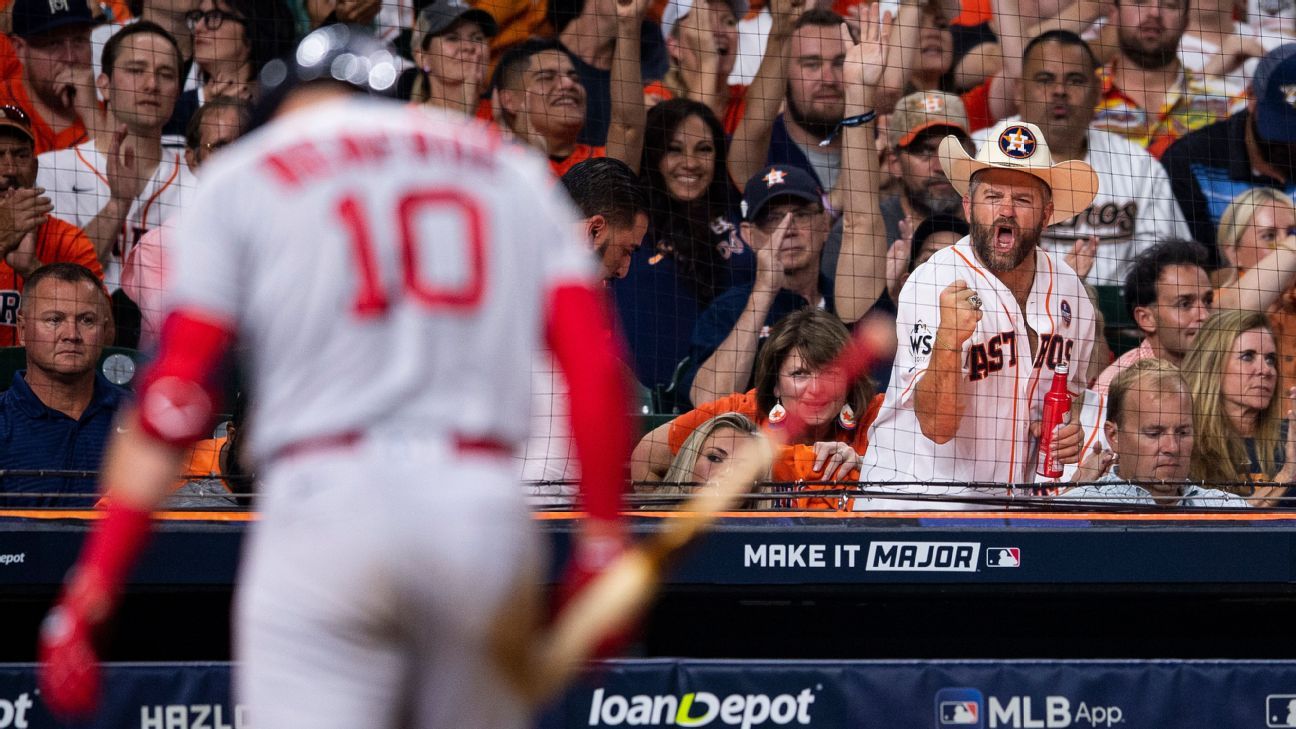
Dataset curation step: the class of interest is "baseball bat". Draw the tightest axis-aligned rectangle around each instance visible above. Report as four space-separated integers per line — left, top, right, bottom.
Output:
500 316 895 704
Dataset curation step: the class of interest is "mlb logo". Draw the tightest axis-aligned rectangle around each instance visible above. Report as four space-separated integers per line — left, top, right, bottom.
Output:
986 547 1021 567
936 688 984 728
1060 300 1072 328
1267 695 1296 727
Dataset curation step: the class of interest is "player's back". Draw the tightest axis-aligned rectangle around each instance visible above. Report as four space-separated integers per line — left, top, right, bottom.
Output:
168 98 593 463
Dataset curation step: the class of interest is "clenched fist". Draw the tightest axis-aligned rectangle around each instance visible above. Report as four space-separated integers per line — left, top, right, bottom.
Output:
936 279 982 350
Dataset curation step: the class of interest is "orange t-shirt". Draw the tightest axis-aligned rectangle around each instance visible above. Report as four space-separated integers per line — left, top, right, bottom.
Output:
0 78 88 155
0 216 103 346
549 144 605 177
0 35 22 83
667 389 885 509
644 81 749 136
952 0 992 26
473 0 552 66
960 80 995 133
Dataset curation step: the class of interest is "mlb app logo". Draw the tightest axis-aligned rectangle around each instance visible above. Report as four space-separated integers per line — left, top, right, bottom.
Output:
1267 695 1296 727
936 688 983 728
986 547 1021 568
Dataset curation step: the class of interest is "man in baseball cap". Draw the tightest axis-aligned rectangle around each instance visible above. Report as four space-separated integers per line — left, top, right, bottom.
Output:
649 0 748 133
0 0 98 155
682 164 836 406
0 104 103 346
1161 43 1296 256
857 119 1100 493
882 90 971 246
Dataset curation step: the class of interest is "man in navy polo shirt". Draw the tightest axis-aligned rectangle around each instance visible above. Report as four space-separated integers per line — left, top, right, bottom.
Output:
0 263 126 507
682 164 840 406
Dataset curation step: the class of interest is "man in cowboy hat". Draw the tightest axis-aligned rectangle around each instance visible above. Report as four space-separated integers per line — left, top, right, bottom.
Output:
856 119 1100 498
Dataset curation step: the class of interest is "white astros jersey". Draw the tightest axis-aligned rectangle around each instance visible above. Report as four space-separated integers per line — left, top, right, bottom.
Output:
973 120 1191 286
166 97 594 464
858 237 1095 488
37 140 196 290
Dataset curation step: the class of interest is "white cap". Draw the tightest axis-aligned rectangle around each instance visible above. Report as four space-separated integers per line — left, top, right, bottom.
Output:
661 0 749 41
937 120 1099 227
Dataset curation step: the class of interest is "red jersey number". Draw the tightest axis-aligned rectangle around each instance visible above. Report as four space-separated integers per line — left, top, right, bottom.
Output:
338 189 488 316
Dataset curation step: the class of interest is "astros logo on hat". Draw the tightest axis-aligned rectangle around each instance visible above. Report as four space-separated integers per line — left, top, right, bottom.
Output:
998 124 1037 159
763 168 788 187
938 120 1098 226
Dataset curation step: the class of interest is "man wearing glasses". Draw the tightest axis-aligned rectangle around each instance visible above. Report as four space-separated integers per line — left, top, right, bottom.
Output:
1 0 97 155
683 164 876 406
0 106 103 346
1092 0 1239 158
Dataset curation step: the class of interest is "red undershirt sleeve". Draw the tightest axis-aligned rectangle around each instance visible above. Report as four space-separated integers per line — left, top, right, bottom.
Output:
544 282 632 522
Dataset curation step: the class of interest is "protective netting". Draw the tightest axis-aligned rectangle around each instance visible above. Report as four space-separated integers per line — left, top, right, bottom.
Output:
1 0 1295 510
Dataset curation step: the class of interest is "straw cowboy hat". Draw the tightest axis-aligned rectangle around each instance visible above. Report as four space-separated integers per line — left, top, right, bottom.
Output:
938 120 1099 226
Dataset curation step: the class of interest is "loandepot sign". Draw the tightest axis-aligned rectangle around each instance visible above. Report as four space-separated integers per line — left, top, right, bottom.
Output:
587 688 816 728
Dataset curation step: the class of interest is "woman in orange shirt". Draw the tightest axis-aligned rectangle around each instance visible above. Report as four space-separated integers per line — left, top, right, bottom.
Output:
632 308 884 508
639 411 773 508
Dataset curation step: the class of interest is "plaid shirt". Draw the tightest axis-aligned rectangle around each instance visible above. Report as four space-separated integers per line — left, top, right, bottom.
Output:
1092 61 1243 158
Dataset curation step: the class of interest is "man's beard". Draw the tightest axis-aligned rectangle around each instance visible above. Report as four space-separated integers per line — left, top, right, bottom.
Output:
1118 28 1181 69
786 89 842 141
971 217 1043 273
907 180 963 218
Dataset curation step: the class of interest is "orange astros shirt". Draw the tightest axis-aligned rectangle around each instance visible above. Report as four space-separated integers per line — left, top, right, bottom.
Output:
0 78 89 155
667 389 884 509
548 144 605 177
0 216 103 345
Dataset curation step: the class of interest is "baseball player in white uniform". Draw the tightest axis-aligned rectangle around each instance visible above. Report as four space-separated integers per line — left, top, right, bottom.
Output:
35 26 633 729
857 120 1099 503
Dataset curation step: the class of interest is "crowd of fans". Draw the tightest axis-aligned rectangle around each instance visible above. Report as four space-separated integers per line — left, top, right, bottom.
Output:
0 0 1295 510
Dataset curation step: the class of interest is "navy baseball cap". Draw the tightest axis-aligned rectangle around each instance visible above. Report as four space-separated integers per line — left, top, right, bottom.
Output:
416 0 498 39
1253 43 1296 143
11 0 96 39
741 165 824 222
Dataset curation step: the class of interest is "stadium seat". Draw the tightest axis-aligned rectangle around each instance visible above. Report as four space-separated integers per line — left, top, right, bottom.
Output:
0 346 149 391
1094 285 1142 357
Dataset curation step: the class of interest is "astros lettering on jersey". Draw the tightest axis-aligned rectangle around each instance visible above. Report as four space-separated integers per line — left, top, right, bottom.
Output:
858 237 1095 489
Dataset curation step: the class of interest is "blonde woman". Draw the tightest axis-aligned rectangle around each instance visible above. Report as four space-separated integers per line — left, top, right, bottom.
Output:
639 412 769 508
1214 187 1296 398
404 1 497 115
1181 310 1296 506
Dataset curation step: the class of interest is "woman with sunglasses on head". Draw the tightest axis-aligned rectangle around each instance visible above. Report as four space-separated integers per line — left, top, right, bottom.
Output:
187 0 295 103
